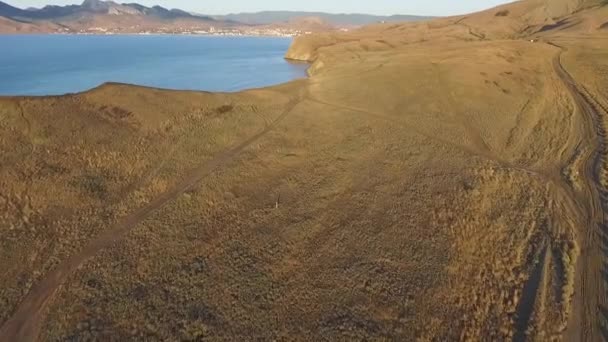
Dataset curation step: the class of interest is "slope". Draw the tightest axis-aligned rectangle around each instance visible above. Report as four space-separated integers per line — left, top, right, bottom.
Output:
215 11 433 27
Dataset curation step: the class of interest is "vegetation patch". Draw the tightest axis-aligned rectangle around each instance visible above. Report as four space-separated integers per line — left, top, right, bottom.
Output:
99 105 133 120
72 174 108 200
215 104 234 114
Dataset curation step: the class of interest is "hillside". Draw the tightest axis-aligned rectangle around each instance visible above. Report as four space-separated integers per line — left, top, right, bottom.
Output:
1 0 608 341
0 15 62 33
0 0 230 33
215 11 433 27
286 0 608 62
0 0 214 20
262 16 336 32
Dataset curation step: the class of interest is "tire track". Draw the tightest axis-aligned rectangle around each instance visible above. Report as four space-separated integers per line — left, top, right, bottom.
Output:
308 77 587 340
551 44 607 342
0 96 302 342
506 98 532 150
513 242 550 342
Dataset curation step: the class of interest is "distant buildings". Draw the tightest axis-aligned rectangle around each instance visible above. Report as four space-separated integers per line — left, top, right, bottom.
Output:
67 26 309 37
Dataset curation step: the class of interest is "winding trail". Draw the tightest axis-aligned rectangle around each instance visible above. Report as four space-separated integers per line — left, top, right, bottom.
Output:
552 45 607 342
0 96 302 342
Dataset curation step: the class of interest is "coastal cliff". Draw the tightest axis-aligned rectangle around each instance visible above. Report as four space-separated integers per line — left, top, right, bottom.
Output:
284 34 337 62
284 33 345 75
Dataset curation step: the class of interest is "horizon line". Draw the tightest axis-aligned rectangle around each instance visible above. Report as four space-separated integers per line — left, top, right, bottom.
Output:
2 0 447 18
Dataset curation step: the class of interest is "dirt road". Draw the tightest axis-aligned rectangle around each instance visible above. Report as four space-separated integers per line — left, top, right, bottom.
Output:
0 96 302 342
553 45 608 342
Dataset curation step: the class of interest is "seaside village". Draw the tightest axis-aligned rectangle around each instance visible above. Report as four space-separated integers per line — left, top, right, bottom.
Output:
70 25 320 36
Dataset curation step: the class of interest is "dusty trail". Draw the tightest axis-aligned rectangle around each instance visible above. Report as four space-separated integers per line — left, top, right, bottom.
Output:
552 46 607 342
0 96 302 342
513 242 550 342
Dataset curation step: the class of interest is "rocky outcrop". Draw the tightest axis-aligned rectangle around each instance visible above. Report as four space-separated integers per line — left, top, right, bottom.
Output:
81 0 141 15
284 34 338 62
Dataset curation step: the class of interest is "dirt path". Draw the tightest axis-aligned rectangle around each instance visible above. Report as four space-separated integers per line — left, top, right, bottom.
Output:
552 45 607 342
0 96 302 342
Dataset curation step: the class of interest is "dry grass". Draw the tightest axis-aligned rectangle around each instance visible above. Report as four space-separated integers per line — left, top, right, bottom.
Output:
1 1 608 340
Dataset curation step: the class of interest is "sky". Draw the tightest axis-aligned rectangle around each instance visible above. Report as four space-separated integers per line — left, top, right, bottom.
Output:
9 0 514 16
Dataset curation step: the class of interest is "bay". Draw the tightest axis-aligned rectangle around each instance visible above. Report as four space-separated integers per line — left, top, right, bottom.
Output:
0 34 308 96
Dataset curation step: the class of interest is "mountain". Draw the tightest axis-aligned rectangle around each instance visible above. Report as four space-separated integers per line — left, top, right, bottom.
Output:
215 11 433 27
0 0 225 33
0 1 27 18
0 0 214 21
0 14 63 32
0 1 434 34
261 16 336 32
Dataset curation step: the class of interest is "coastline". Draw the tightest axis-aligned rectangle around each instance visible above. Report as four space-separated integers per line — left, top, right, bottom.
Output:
0 35 310 97
0 31 302 38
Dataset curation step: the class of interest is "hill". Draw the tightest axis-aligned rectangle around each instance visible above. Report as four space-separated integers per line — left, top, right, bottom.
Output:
286 0 608 62
0 0 214 20
0 15 63 32
215 11 433 27
263 16 336 32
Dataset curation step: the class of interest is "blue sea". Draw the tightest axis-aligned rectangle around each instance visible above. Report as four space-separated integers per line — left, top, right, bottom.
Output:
0 35 308 96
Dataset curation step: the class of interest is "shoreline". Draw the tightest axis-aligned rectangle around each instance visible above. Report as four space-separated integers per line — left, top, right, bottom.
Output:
0 32 301 38
0 35 311 98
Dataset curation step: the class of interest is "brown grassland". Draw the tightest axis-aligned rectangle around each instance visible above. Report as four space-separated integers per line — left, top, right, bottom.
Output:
1 0 608 340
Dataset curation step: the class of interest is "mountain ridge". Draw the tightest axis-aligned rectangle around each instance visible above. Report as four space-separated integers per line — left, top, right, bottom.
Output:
0 0 433 34
0 0 215 21
214 11 433 27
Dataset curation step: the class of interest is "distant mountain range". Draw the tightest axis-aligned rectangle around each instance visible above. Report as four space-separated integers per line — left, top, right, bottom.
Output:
0 0 432 34
214 11 433 27
0 0 239 34
0 0 215 22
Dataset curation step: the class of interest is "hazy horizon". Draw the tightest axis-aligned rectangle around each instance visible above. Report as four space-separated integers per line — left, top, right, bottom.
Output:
7 0 514 17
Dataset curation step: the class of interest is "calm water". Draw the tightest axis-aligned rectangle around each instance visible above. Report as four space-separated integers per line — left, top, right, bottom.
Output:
0 35 308 96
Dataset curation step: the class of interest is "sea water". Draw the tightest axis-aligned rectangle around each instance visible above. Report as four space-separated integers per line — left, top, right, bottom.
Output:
0 34 308 96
